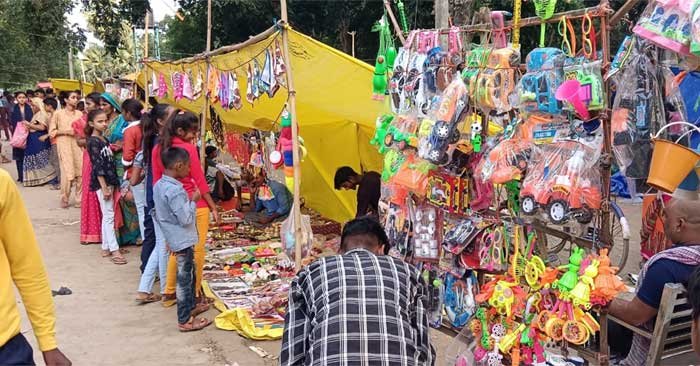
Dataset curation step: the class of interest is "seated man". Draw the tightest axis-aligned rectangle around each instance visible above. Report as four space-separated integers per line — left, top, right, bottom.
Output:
204 146 239 204
334 166 381 218
245 171 292 225
607 198 700 364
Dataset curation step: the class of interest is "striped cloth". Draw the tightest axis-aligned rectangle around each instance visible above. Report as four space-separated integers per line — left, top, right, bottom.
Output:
621 245 700 365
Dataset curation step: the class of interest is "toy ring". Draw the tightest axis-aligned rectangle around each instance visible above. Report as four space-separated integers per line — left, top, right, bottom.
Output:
563 321 589 345
545 317 565 341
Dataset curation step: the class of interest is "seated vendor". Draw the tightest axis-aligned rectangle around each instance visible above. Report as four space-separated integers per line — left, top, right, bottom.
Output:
245 171 292 224
205 146 240 205
607 198 700 364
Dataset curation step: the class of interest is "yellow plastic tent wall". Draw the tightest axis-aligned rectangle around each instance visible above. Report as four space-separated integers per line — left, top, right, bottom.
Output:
142 29 384 223
48 78 95 95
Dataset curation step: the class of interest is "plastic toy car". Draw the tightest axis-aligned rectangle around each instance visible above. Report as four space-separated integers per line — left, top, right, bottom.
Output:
475 48 520 113
481 138 533 184
520 147 602 224
422 79 469 164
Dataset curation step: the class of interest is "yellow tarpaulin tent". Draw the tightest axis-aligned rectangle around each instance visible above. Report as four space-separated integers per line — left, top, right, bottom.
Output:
142 29 383 223
48 78 95 95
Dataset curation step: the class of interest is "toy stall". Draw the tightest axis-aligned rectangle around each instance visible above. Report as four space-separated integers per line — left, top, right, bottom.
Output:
371 0 700 364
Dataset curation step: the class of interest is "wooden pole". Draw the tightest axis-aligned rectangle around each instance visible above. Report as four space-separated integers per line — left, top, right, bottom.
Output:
348 31 356 58
200 0 212 169
435 0 449 29
143 12 150 106
383 0 406 45
280 0 304 269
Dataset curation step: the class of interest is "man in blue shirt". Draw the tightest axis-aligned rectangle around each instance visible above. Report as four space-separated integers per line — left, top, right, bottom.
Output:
607 199 700 364
246 172 292 224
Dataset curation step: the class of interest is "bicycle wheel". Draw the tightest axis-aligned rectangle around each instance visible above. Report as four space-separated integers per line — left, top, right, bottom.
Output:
607 206 630 273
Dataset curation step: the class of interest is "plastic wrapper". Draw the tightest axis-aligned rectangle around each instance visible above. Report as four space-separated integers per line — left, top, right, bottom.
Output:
418 77 469 164
633 0 693 55
610 40 666 179
476 137 534 184
517 113 570 144
520 139 603 225
474 47 520 114
563 60 606 111
693 2 700 56
383 201 411 255
410 203 443 261
518 48 566 115
281 205 313 262
462 47 490 104
444 272 478 329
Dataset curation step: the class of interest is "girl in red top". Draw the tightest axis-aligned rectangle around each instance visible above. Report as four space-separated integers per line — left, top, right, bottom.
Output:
120 99 146 241
152 111 219 305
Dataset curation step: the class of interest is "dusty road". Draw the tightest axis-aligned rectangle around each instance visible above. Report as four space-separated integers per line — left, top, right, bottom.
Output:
2 138 649 366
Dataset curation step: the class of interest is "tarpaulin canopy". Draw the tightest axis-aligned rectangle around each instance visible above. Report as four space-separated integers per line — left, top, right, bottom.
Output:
142 28 383 223
48 78 95 95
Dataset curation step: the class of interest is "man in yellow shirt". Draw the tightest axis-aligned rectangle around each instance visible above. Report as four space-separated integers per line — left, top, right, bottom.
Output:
0 169 71 365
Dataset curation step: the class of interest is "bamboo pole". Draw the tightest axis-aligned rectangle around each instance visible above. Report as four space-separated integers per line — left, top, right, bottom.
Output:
383 0 406 45
143 12 150 106
200 0 212 170
279 0 304 269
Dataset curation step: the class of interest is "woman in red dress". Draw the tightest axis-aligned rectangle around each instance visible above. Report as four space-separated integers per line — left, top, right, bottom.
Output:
73 92 103 244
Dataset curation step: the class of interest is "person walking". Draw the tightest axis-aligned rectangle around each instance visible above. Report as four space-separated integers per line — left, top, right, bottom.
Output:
10 91 32 182
49 90 82 208
0 168 72 365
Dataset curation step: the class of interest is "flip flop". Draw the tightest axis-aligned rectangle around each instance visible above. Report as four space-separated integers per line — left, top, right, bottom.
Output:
101 250 112 257
162 293 177 308
178 317 211 332
111 256 127 265
136 293 162 305
119 248 130 254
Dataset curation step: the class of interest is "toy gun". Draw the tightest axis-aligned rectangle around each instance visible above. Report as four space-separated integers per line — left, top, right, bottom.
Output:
498 323 526 353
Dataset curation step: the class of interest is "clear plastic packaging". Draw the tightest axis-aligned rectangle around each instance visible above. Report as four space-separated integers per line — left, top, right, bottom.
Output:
520 139 603 225
562 60 606 111
411 204 443 261
474 47 521 114
477 137 535 185
518 48 566 115
633 0 693 55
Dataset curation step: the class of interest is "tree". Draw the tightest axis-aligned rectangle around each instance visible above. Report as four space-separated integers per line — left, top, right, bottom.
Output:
81 23 137 81
0 0 86 89
82 0 150 54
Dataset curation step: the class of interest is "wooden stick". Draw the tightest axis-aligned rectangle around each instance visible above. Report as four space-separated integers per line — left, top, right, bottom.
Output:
383 0 406 45
609 0 642 26
279 1 304 269
143 11 150 106
152 24 279 65
200 0 212 170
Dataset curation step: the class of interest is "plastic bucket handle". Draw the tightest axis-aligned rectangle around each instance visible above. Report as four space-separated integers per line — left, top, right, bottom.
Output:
653 121 700 142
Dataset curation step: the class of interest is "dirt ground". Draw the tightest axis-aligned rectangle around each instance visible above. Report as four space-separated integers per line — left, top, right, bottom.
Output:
1 139 689 365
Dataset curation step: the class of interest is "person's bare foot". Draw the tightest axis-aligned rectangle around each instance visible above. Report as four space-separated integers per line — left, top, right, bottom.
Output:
101 250 111 257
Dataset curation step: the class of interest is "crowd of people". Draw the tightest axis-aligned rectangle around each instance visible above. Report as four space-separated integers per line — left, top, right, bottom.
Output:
4 89 700 365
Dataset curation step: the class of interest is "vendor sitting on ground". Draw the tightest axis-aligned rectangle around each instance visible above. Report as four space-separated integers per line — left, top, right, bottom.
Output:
334 166 381 218
607 198 700 365
204 146 240 205
244 171 292 224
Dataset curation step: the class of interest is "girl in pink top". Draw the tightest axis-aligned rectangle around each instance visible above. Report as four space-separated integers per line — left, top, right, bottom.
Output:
151 111 219 305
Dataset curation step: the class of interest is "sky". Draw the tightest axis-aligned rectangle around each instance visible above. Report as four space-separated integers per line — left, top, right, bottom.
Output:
68 0 178 47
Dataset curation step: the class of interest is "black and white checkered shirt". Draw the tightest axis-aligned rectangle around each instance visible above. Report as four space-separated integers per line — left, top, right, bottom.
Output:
280 248 436 366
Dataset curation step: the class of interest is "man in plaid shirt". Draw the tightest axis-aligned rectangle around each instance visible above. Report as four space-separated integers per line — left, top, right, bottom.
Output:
280 217 436 366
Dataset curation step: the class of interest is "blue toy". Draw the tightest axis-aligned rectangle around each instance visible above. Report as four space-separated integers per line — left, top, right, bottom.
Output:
518 48 566 114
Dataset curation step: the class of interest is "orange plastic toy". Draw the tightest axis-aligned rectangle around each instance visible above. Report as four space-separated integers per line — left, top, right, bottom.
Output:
591 248 626 303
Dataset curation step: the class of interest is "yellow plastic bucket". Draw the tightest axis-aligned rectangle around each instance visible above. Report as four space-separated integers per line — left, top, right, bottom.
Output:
647 139 700 193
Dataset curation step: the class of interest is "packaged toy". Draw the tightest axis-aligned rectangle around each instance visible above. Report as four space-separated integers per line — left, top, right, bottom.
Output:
633 0 693 55
420 78 470 164
518 48 566 114
562 60 605 111
411 203 443 261
444 272 478 328
475 48 521 114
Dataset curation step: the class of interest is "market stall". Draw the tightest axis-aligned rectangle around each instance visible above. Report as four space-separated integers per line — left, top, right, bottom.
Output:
47 78 95 95
368 0 700 364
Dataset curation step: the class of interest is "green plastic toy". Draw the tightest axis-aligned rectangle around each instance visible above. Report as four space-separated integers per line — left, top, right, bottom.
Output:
395 0 409 33
371 114 394 152
555 245 584 292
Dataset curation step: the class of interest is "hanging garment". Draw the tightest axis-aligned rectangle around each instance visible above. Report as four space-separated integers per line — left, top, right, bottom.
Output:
228 72 242 110
274 39 287 87
208 66 220 104
150 72 158 96
157 73 168 98
246 63 255 105
192 68 204 99
219 71 229 109
171 72 184 101
252 59 263 100
261 49 279 98
182 71 194 100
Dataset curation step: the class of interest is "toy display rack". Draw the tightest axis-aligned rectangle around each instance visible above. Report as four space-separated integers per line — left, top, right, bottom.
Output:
402 1 620 364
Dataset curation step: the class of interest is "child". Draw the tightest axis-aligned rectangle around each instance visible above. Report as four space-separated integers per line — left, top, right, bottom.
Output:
152 111 220 307
85 110 127 264
153 147 211 331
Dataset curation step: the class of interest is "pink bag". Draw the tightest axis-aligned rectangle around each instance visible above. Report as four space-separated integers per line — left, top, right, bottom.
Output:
10 123 28 149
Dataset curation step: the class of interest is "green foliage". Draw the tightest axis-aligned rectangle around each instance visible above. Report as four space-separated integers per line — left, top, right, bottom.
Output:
82 23 137 80
82 0 151 54
0 0 85 89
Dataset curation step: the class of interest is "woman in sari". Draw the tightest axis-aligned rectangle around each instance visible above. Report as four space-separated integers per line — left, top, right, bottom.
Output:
74 92 103 244
21 97 56 186
100 93 140 246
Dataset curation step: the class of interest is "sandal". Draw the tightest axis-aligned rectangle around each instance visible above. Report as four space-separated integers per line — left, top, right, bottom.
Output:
178 317 211 332
191 303 210 317
136 293 162 305
119 248 130 254
1 156 10 164
101 250 112 257
111 255 127 265
162 293 177 308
